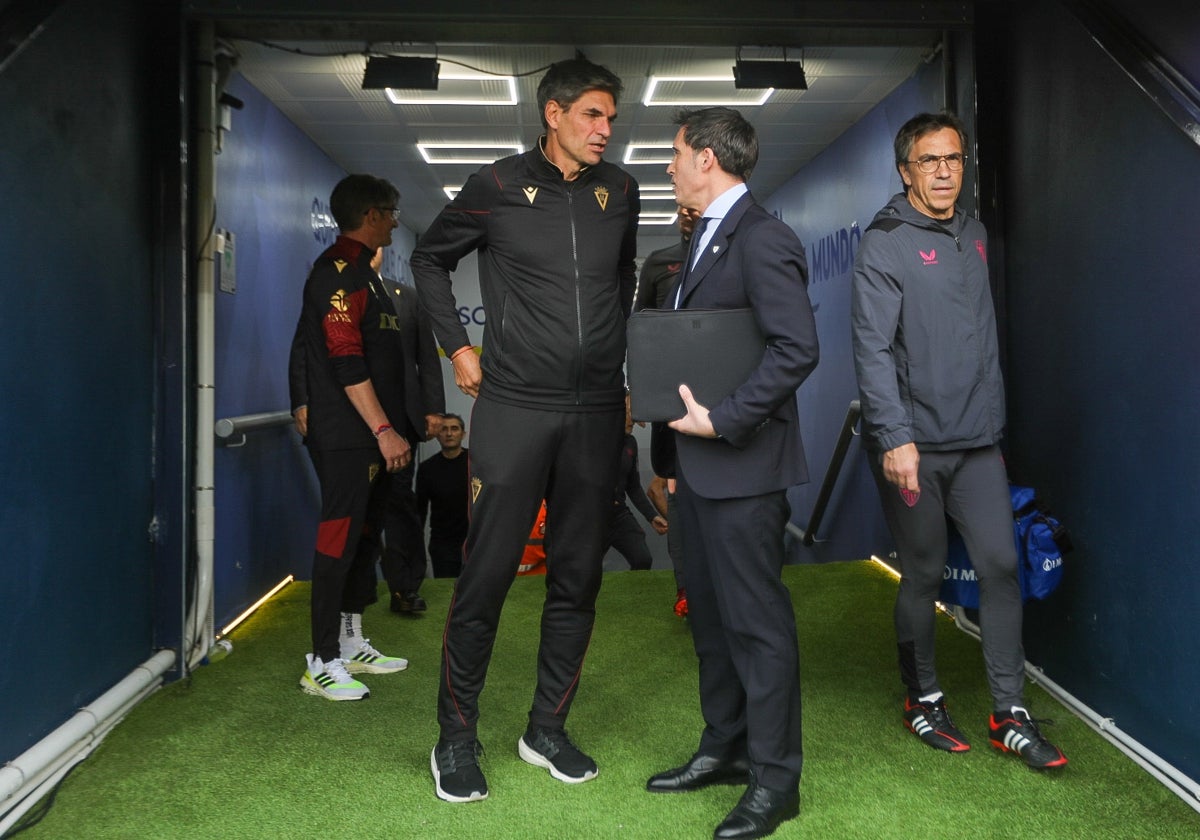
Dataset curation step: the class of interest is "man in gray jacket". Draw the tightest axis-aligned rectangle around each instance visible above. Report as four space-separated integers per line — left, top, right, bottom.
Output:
851 112 1066 769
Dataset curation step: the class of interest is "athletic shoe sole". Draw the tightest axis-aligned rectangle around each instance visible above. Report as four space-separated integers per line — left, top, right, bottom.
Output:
298 674 369 701
344 657 408 675
431 747 488 802
518 736 599 784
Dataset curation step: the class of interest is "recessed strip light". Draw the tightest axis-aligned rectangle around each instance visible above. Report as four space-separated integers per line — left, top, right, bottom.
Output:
643 76 773 107
418 142 525 165
218 574 294 638
624 144 674 166
443 186 461 200
639 212 681 226
386 73 518 106
639 185 678 199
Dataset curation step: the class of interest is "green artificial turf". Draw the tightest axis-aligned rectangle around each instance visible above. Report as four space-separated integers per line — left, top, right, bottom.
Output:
10 561 1199 839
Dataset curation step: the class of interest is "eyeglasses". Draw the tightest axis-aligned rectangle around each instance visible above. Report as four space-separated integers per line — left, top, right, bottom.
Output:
369 206 402 222
905 153 966 173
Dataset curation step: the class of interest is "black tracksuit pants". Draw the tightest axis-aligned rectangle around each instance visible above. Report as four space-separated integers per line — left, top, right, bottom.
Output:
438 395 623 740
308 447 387 663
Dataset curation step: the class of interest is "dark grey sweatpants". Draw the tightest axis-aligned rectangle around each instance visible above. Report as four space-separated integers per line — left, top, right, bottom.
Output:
870 444 1025 709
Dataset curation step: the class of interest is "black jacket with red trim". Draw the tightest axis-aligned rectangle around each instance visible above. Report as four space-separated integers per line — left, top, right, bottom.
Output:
411 143 639 411
293 235 410 451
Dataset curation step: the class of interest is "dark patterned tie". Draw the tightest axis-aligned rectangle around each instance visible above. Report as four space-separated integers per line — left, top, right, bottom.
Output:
674 216 709 309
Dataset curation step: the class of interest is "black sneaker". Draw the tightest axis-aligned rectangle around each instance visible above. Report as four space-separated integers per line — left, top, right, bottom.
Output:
903 696 971 752
431 739 488 802
518 726 598 783
989 707 1068 768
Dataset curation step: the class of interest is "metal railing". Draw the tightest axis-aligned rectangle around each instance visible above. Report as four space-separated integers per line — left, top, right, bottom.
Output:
213 410 294 447
789 400 861 545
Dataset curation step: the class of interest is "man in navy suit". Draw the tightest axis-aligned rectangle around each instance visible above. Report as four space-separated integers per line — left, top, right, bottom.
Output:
644 107 819 840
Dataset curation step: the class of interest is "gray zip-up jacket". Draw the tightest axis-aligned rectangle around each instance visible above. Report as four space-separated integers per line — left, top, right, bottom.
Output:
851 193 1006 454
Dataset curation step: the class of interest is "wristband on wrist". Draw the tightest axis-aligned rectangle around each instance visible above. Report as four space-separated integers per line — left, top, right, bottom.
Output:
373 424 393 438
450 345 474 361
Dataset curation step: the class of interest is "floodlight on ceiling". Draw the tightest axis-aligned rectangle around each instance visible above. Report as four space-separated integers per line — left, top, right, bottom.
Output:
733 46 808 90
418 142 525 165
642 76 773 108
362 56 439 90
386 73 519 106
733 60 807 90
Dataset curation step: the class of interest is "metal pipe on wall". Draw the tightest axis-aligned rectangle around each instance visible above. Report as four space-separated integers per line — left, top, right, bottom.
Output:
185 19 218 671
0 649 176 830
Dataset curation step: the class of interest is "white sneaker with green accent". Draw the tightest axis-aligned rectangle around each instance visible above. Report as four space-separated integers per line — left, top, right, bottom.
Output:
341 637 409 674
299 654 369 701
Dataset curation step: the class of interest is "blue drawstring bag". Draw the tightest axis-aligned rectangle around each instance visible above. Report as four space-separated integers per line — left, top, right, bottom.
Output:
939 484 1072 608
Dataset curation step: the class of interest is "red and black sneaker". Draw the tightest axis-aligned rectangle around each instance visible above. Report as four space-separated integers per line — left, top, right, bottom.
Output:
673 588 689 618
903 696 971 752
989 707 1068 769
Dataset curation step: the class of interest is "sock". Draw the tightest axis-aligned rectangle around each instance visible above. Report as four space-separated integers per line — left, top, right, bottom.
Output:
917 690 944 704
340 612 362 643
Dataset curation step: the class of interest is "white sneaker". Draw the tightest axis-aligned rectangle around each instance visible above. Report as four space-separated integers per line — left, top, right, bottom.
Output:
341 637 409 674
299 654 370 701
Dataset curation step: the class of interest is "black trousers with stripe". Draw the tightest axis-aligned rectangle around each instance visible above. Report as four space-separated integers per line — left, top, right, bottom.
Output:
437 396 623 741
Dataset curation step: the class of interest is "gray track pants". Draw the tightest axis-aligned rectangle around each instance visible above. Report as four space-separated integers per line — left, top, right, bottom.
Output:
870 445 1025 709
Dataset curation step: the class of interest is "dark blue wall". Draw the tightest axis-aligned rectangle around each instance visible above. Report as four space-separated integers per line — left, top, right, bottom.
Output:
1000 1 1200 781
0 0 161 760
210 75 347 623
764 59 945 562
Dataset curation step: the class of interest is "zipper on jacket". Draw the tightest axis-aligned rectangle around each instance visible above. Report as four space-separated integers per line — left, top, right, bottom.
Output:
567 184 584 404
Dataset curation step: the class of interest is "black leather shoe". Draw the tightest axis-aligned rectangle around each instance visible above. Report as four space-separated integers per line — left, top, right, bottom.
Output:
646 753 751 793
713 784 800 839
390 591 427 613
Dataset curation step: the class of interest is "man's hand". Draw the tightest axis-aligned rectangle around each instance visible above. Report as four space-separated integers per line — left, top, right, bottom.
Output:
293 406 308 437
378 429 412 473
451 347 482 398
667 384 718 438
882 442 920 494
650 514 668 535
424 413 442 441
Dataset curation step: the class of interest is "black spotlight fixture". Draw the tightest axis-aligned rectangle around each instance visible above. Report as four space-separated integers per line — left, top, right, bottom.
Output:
732 47 807 90
362 56 440 91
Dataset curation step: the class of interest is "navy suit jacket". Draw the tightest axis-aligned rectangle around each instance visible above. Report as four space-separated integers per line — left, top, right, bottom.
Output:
663 192 819 500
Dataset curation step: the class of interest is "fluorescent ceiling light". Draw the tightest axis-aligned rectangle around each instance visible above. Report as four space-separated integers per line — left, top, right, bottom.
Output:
386 73 518 106
624 144 674 166
638 184 678 198
443 186 461 200
418 142 525 165
643 76 773 107
639 212 681 226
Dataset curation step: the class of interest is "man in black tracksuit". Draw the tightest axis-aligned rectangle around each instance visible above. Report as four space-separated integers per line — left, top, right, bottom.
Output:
412 58 639 803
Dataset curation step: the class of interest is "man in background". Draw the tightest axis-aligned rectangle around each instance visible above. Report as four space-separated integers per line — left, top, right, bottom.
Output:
416 413 470 579
289 174 416 701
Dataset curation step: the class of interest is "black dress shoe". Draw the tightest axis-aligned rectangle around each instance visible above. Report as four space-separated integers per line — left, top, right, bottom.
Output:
389 591 427 613
646 753 751 793
713 784 800 839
